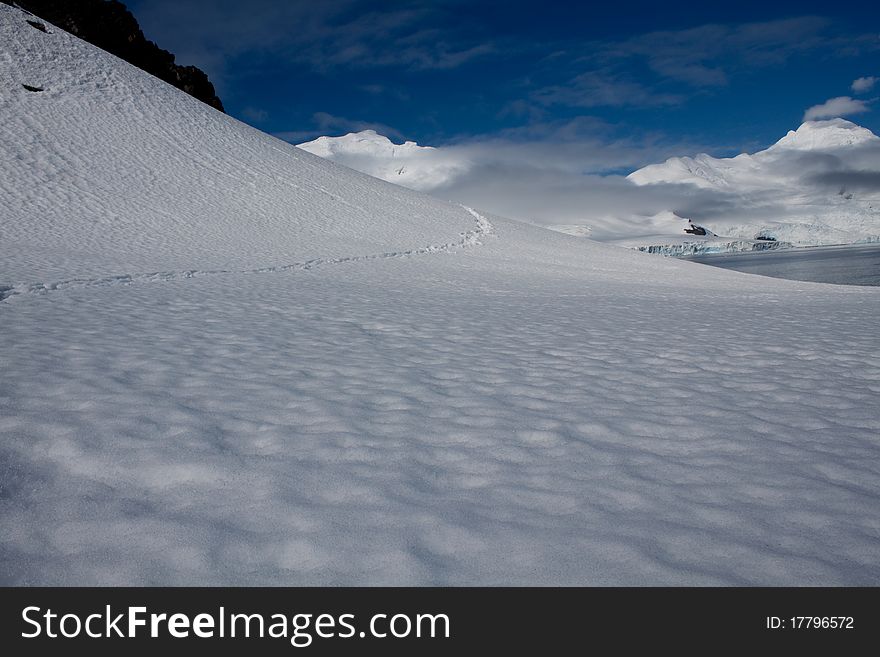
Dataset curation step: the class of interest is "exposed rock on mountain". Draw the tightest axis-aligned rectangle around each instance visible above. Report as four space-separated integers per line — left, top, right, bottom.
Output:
4 0 224 111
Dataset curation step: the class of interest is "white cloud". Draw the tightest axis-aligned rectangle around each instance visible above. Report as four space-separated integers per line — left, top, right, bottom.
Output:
131 0 495 81
851 76 877 93
803 96 871 121
292 121 740 239
526 16 878 111
533 72 684 109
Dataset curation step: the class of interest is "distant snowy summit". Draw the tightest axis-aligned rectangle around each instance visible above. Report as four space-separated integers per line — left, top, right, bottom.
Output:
298 130 468 191
624 119 880 251
773 118 879 151
628 119 879 189
298 130 429 160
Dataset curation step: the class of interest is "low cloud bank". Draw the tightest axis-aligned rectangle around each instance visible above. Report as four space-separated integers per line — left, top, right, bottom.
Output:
298 119 880 246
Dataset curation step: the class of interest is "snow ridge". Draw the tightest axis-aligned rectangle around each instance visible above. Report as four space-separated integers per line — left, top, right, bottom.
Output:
0 207 494 302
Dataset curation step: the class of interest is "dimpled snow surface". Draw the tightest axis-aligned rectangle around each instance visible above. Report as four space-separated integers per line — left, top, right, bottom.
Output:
1 5 878 585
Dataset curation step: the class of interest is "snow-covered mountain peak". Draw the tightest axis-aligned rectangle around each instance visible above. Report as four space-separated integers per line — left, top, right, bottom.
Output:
298 130 433 159
625 118 880 246
628 120 879 189
297 130 467 190
769 118 879 152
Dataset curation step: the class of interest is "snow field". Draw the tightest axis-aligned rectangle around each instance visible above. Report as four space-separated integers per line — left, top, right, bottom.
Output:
1 4 878 585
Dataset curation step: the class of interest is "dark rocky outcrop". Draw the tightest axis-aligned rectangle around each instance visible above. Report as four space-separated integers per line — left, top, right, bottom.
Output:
5 0 224 111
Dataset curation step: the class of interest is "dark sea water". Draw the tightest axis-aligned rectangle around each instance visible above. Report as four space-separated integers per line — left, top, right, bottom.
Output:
685 244 880 286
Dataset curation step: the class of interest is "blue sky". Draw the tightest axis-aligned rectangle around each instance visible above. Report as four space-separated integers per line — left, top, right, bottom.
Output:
129 0 879 170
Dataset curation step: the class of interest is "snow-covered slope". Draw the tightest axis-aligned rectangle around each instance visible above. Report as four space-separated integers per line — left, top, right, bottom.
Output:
627 119 880 248
2 4 879 586
0 19 480 284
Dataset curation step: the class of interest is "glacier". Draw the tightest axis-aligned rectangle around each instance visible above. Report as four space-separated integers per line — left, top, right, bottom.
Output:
635 239 790 257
